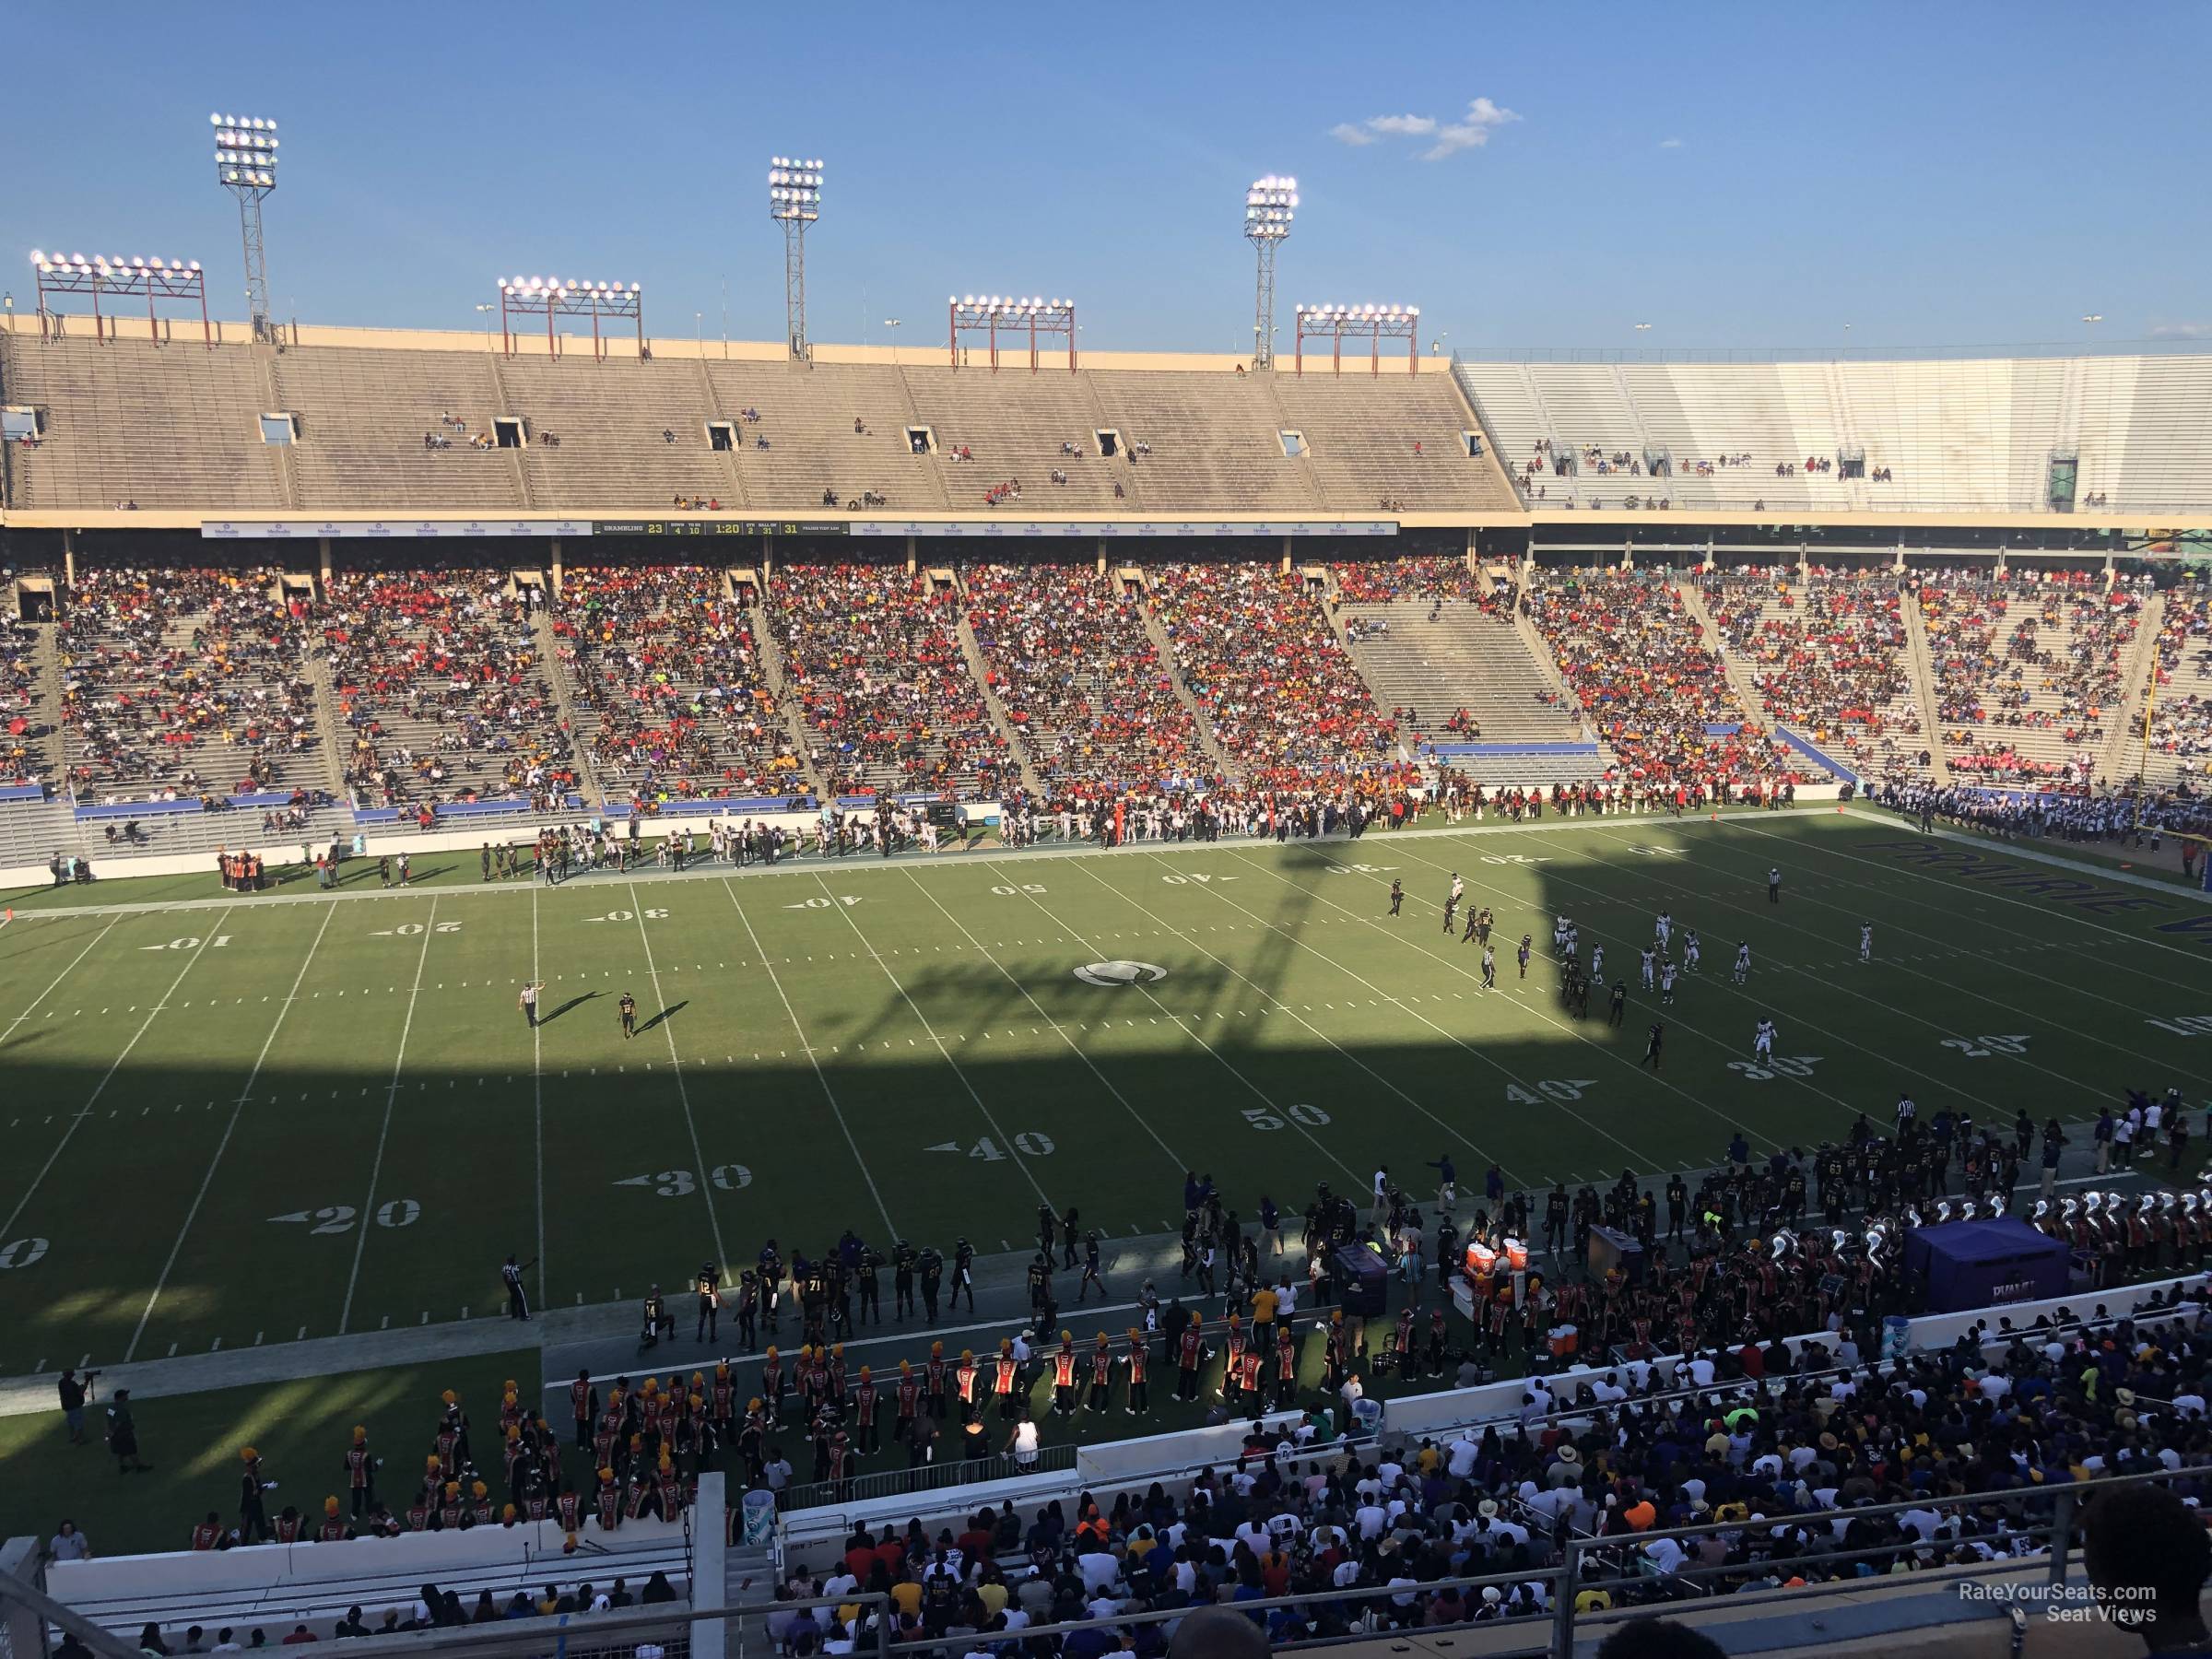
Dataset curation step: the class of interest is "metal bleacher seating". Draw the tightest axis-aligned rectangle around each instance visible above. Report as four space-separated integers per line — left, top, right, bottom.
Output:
495 356 721 510
1084 371 1317 512
270 345 523 511
323 568 573 809
1269 371 1519 511
766 562 1010 797
1337 599 1583 746
59 563 323 801
1 336 285 510
555 564 804 800
703 360 948 512
903 365 1132 512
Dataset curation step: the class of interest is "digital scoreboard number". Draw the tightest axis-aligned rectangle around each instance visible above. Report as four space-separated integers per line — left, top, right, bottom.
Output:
593 521 851 536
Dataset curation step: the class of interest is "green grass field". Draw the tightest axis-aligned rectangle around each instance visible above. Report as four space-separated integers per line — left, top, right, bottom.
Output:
1 806 2207 1379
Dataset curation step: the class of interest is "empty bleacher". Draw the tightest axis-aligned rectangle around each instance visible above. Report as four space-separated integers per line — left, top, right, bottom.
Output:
1 337 284 509
495 356 723 510
902 366 1132 512
703 360 948 512
1269 371 1518 511
1085 371 1318 512
270 345 523 511
1338 601 1582 747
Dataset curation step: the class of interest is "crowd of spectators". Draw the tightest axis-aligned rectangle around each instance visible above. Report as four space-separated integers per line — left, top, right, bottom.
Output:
555 564 801 804
322 569 577 811
1148 564 1399 789
2138 580 2212 783
1918 569 2139 793
1523 570 1809 789
1326 557 1500 607
1701 567 1921 780
769 564 1013 798
59 565 318 801
961 564 1215 798
1 617 53 787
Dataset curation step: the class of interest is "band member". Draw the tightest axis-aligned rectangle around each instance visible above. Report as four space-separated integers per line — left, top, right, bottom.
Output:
1087 1333 1113 1412
852 1366 878 1453
893 1359 921 1444
1052 1331 1078 1416
1124 1328 1150 1415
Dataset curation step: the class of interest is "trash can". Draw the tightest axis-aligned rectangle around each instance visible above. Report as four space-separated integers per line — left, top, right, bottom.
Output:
740 1486 777 1546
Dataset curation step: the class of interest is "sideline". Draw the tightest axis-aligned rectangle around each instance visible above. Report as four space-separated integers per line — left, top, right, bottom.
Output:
0 805 1839 921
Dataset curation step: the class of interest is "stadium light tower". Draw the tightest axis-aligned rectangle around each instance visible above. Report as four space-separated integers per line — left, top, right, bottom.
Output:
769 156 822 361
210 113 280 342
1243 174 1295 371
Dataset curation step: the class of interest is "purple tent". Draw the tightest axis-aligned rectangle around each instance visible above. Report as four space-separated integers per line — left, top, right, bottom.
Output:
1902 1217 2070 1313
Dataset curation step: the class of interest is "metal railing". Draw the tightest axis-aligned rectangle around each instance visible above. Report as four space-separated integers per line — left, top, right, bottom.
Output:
763 1469 2169 1659
778 1443 1077 1512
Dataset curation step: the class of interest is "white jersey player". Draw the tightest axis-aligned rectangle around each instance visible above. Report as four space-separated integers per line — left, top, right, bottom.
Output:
1683 931 1700 973
1449 874 1465 909
1639 947 1656 990
1859 922 1873 962
1654 911 1673 949
1659 960 1678 1005
1753 1018 1776 1059
1732 941 1752 984
1590 944 1605 980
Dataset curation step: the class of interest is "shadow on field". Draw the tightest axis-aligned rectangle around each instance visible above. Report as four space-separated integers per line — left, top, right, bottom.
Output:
637 1001 688 1035
539 992 600 1025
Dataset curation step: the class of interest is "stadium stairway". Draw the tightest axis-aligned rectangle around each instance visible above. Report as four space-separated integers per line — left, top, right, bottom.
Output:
2100 588 2166 785
743 586 832 799
1131 586 1238 780
952 607 1047 796
1898 596 1950 783
1335 597 1588 747
1673 577 1768 724
532 606 606 804
297 647 355 799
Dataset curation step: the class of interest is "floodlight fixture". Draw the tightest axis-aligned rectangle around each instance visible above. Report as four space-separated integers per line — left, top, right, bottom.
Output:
1293 301 1421 376
210 109 281 341
768 152 823 359
949 293 1077 372
495 274 645 360
1244 173 1297 369
29 246 210 345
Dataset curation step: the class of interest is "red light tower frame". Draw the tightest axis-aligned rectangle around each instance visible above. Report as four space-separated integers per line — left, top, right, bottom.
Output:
948 296 1077 372
1294 305 1420 376
29 253 210 346
497 279 645 361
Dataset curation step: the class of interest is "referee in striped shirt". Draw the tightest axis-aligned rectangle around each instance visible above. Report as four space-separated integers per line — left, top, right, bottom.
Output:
501 1254 535 1321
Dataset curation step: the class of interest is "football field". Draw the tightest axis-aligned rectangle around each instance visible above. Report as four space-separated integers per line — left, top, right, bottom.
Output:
1 806 2207 1377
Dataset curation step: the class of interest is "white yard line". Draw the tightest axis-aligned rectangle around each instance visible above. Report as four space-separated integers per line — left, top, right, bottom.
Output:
809 872 1055 1208
1112 852 1634 1182
1001 872 1367 1189
899 865 1190 1177
531 883 547 1308
337 897 438 1335
1519 823 2142 1095
627 882 730 1277
1665 818 2198 1035
721 879 899 1236
0 915 123 1045
0 907 238 1245
124 900 339 1360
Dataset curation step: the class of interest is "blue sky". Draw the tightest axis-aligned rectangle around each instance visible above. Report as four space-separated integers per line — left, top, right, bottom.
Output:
7 1 2209 356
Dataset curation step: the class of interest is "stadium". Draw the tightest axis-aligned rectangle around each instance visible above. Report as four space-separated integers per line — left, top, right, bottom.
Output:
6 21 2212 1659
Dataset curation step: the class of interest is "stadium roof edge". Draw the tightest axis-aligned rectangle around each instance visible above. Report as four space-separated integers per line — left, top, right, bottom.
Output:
8 506 2212 535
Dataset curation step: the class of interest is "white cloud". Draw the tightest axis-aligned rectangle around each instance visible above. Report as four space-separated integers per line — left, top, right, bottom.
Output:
1327 97 1520 159
1419 98 1522 160
2148 321 2212 340
1659 136 1685 149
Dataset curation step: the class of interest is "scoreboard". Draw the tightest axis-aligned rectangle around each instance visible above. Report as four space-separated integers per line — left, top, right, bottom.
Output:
593 521 851 537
